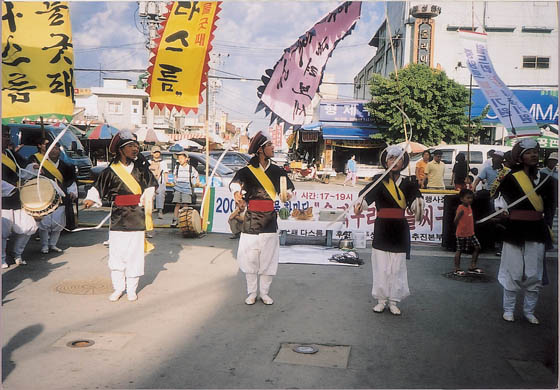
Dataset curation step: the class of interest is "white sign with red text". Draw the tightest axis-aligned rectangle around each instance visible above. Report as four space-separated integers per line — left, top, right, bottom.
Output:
209 187 444 244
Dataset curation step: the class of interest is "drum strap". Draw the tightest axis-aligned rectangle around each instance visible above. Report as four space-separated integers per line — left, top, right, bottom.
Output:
512 171 544 212
248 165 277 201
2 153 17 173
36 154 64 184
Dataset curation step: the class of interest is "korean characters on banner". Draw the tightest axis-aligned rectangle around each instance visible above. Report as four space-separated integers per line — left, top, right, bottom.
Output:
460 30 540 137
256 2 361 125
209 187 445 244
2 2 75 123
147 1 221 113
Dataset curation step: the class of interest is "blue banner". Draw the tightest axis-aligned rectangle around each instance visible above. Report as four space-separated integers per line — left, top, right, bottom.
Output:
319 100 373 122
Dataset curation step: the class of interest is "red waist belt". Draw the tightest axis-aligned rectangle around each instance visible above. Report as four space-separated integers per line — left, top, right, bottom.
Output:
248 199 275 212
377 208 405 219
509 210 543 221
114 194 141 206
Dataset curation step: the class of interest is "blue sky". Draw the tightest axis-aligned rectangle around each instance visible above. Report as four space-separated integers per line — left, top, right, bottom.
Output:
70 1 385 129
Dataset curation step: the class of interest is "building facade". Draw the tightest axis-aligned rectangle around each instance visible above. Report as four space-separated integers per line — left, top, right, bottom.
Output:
354 1 558 101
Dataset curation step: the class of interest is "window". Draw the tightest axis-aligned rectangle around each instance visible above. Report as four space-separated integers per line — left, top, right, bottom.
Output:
523 56 550 69
107 101 122 113
436 150 454 164
458 151 483 164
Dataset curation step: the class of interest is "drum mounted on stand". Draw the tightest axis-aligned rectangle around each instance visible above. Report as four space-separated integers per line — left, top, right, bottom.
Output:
19 177 61 219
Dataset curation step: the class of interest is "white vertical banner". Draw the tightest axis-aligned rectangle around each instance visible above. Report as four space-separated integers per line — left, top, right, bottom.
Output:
460 30 540 137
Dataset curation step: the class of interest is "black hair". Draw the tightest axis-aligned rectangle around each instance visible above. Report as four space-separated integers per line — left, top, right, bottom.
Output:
37 137 49 146
455 153 466 162
422 150 430 156
433 150 443 156
459 188 474 198
467 175 474 182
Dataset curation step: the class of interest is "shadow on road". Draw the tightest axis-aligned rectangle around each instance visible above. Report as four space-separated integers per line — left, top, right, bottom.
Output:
2 324 44 381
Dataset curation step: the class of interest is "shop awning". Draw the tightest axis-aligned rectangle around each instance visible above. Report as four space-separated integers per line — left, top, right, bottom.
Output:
322 126 379 140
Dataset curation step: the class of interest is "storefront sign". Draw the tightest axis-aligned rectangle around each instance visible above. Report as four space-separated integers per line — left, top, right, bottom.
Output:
331 139 379 148
301 130 319 142
208 187 444 244
319 100 373 122
147 2 221 114
257 2 362 125
505 135 558 149
2 2 75 123
460 31 540 137
470 89 559 124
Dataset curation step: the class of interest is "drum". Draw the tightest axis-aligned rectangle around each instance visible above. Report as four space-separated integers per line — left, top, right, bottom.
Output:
177 207 202 238
19 178 61 219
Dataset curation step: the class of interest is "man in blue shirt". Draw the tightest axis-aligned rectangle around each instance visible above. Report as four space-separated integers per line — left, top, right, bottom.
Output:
473 150 504 191
343 154 357 187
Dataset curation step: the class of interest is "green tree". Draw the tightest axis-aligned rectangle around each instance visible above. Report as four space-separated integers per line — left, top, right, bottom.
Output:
366 64 484 146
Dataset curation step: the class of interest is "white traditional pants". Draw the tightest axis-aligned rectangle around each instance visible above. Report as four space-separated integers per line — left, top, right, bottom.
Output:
237 232 279 295
108 230 145 285
2 209 37 263
371 248 410 302
499 241 545 315
38 206 65 249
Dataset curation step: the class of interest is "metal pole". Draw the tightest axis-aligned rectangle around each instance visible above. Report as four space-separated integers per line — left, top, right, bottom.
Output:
204 81 210 231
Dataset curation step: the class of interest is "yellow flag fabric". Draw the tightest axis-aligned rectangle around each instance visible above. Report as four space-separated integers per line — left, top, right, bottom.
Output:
110 162 154 253
383 178 406 209
147 2 221 113
2 2 75 123
248 165 277 201
512 171 544 212
2 153 17 173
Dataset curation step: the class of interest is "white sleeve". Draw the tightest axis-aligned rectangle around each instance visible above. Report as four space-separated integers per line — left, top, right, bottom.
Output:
67 182 78 198
20 163 38 180
161 160 169 173
494 195 507 211
2 180 16 197
85 186 102 207
230 182 242 195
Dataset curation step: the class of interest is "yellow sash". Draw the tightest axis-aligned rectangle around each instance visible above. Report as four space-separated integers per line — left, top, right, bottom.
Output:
512 171 544 212
110 162 154 253
2 153 17 173
248 165 277 201
383 178 406 209
36 153 64 183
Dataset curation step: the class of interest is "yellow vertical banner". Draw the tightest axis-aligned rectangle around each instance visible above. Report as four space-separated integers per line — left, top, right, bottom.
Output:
147 2 221 114
2 2 75 123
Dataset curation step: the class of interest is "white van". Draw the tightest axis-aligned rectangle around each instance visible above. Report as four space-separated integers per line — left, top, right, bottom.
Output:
406 144 512 188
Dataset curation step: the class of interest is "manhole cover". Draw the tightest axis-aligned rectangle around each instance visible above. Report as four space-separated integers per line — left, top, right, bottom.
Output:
66 339 95 348
443 271 494 283
274 343 350 368
55 278 113 295
293 345 318 354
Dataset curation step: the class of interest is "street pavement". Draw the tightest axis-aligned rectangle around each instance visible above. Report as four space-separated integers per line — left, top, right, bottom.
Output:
2 206 558 389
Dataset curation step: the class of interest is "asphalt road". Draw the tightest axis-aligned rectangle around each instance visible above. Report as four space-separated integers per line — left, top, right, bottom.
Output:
2 227 557 389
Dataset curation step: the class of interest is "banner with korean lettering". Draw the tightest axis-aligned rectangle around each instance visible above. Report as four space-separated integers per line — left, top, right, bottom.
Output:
2 2 75 124
208 187 445 244
256 2 361 126
147 2 221 114
460 30 540 137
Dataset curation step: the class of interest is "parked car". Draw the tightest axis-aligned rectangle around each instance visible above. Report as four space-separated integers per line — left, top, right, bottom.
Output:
209 150 251 171
406 144 512 188
4 123 93 181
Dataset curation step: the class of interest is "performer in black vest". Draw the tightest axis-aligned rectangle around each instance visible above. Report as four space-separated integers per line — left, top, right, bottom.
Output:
25 143 77 253
84 131 157 302
2 125 37 268
354 145 424 315
494 138 557 324
230 130 294 305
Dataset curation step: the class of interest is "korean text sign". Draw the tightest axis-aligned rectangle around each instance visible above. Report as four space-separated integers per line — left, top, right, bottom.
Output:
148 2 220 113
460 31 540 137
2 2 75 123
257 2 361 125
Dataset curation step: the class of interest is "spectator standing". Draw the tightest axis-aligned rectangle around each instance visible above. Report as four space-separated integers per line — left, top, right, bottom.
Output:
424 150 445 189
343 155 357 187
415 150 430 189
148 146 168 219
171 151 200 227
451 153 469 190
473 151 504 191
540 152 558 181
453 189 482 276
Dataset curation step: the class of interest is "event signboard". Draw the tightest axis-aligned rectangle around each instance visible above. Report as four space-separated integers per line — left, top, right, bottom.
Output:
207 187 444 244
318 100 373 122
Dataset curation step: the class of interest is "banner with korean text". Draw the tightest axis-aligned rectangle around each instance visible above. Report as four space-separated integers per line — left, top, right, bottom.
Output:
208 187 445 244
460 30 540 137
256 2 361 126
147 2 221 114
2 2 75 123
